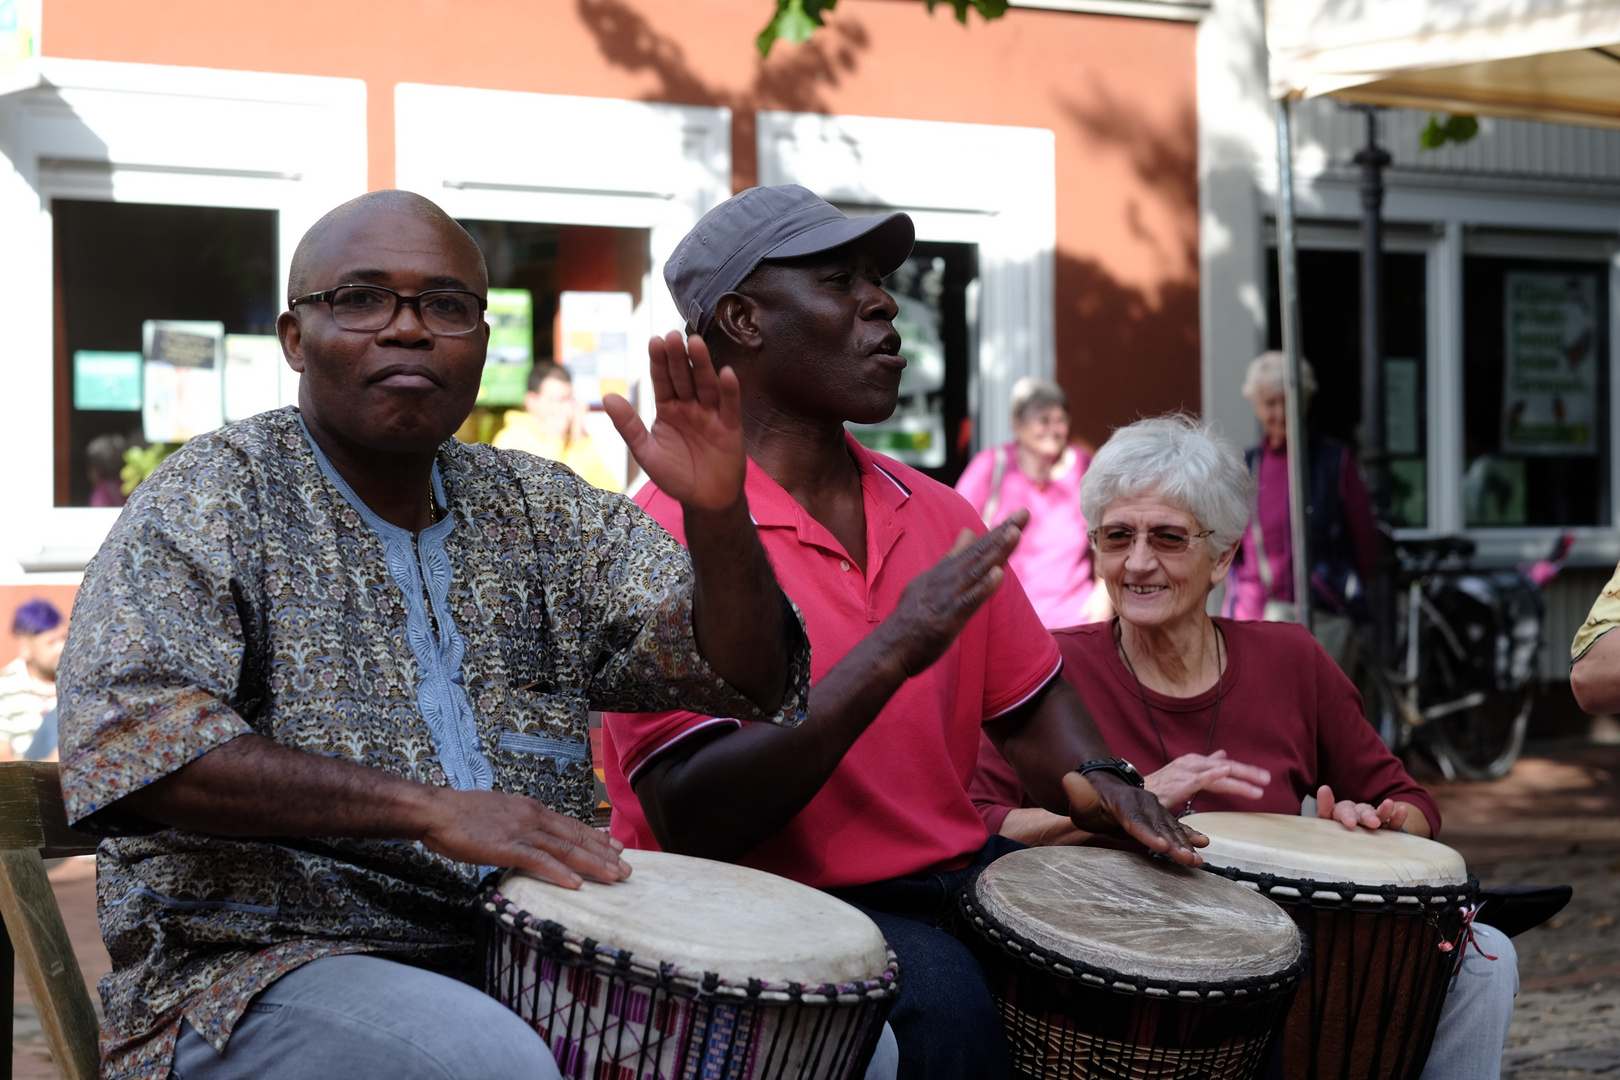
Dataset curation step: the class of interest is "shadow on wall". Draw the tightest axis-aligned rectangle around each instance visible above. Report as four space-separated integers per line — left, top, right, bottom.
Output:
576 0 872 188
1057 86 1201 444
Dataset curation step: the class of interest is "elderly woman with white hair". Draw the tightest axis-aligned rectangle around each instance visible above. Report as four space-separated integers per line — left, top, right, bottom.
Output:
1226 351 1377 667
973 415 1519 1080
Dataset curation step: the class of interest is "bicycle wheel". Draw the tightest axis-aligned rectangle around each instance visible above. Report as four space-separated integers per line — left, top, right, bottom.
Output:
1422 683 1532 782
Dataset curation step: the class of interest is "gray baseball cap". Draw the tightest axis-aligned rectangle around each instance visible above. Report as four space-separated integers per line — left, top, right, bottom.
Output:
665 185 914 335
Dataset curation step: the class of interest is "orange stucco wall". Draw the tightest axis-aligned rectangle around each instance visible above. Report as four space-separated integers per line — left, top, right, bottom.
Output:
41 0 1200 445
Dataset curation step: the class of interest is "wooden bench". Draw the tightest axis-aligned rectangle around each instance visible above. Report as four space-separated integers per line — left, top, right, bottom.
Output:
0 761 101 1080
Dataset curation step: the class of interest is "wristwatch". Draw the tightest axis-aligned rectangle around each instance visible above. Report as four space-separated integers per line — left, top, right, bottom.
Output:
1076 758 1146 789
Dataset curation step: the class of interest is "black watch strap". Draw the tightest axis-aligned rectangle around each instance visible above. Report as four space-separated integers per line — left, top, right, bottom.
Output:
1077 757 1145 789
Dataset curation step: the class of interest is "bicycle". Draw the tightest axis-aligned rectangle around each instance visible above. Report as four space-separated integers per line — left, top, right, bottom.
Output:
1351 534 1562 782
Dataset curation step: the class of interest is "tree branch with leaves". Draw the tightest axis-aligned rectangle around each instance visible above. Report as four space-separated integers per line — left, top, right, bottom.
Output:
757 0 1008 57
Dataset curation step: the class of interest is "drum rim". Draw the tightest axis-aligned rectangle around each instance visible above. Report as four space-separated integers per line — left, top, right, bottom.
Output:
1198 866 1480 911
481 886 901 1006
958 890 1310 1005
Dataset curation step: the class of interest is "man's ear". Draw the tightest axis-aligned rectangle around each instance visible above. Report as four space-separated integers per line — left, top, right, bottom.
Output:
277 310 306 374
712 291 762 353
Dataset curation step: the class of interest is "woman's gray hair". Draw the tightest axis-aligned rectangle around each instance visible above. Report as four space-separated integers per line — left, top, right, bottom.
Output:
1241 350 1317 405
1080 414 1254 551
1010 377 1067 424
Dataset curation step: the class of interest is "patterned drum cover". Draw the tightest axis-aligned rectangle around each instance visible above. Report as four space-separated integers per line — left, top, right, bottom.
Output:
1185 813 1478 1080
961 847 1308 1080
481 850 898 1080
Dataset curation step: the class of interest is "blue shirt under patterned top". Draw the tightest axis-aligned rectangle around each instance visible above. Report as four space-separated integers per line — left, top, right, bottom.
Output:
57 407 810 1080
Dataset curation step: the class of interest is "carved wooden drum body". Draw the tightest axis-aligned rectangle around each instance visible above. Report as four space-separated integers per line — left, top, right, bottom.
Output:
480 850 898 1080
959 847 1308 1080
1185 813 1477 1080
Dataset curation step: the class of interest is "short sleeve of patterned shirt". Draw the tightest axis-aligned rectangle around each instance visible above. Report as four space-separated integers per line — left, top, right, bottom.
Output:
55 407 809 1080
1572 560 1620 664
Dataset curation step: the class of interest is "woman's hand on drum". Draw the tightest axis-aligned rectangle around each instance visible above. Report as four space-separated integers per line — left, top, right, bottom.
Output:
1062 770 1208 867
1314 784 1408 832
417 788 631 889
1146 751 1270 809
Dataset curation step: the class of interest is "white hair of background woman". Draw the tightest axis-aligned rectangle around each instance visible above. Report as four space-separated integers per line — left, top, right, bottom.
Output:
1240 350 1318 407
1080 414 1255 552
1009 376 1067 424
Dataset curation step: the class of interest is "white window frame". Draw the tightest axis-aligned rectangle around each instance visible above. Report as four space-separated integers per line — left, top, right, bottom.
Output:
395 84 730 491
756 111 1056 450
0 58 367 582
1272 175 1620 566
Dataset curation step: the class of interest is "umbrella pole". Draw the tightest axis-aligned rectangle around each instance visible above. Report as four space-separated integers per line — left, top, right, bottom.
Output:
1354 106 1394 668
1274 97 1312 634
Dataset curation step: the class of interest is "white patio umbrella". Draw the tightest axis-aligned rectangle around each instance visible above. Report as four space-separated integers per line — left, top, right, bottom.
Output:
1264 0 1620 635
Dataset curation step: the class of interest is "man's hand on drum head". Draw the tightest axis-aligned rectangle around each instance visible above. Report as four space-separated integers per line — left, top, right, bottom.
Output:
878 515 1025 679
1314 784 1408 832
604 332 745 512
1062 770 1208 867
417 788 631 889
1146 751 1270 809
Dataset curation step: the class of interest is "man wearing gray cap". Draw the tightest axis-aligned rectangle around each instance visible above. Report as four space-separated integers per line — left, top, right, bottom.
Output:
602 185 1206 1079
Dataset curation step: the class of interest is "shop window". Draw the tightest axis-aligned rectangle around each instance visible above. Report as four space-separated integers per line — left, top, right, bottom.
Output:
53 200 279 507
1266 248 1429 527
455 221 649 490
1462 256 1610 528
847 242 980 486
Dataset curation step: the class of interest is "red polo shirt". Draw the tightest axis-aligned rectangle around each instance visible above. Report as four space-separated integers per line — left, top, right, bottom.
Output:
602 434 1062 889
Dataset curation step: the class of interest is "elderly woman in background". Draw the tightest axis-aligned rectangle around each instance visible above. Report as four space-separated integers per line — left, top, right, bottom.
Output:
956 377 1110 629
1225 351 1377 669
972 415 1518 1080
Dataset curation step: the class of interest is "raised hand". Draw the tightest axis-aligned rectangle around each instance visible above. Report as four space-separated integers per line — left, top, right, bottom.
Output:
1064 769 1208 867
418 788 630 889
1146 750 1270 809
1315 783 1410 832
603 331 745 511
874 514 1026 678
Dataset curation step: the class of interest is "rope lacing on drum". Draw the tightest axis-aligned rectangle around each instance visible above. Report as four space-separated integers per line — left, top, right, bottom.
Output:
1446 903 1500 977
1204 867 1478 915
958 892 1310 1004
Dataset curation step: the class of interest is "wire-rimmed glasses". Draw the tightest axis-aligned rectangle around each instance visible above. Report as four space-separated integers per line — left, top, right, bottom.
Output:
1089 526 1216 557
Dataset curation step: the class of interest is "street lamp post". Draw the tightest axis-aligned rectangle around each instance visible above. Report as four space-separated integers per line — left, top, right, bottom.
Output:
1354 106 1394 667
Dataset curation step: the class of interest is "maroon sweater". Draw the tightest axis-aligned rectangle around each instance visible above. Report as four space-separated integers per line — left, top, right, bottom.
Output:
972 618 1442 836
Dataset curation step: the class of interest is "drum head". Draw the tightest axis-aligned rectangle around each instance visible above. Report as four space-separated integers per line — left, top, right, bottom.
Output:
495 849 888 986
1183 812 1468 888
973 847 1302 984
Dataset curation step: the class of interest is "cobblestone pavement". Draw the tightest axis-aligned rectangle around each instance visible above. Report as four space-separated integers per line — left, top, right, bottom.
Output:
12 748 1620 1077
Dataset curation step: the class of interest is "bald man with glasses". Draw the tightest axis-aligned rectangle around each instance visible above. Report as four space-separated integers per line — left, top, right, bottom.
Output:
56 190 812 1080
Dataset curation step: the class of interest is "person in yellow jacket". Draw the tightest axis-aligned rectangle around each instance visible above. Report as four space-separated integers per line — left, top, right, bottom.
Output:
493 361 621 492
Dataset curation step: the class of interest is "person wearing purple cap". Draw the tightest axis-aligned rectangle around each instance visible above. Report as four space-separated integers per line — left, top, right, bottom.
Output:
602 185 1205 1080
0 599 67 760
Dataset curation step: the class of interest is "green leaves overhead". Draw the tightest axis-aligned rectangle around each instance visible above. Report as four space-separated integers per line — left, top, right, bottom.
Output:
1419 113 1480 150
757 0 1009 57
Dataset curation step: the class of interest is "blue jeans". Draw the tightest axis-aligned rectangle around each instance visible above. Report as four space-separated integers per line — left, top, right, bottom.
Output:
827 836 1024 1080
170 953 899 1080
1419 923 1519 1080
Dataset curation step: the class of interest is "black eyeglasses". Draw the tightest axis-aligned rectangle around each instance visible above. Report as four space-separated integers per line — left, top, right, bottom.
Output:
290 285 487 335
1089 526 1215 556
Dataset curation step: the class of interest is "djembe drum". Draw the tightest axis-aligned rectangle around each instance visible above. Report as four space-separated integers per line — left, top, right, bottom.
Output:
958 847 1308 1080
1184 813 1477 1080
480 849 898 1080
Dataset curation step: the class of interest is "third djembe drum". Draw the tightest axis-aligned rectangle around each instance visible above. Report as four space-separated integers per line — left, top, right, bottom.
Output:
1185 813 1477 1080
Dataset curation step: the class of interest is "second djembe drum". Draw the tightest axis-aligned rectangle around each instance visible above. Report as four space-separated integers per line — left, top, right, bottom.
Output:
959 846 1308 1080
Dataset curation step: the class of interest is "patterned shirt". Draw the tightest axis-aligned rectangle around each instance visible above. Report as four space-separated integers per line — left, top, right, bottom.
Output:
57 407 809 1080
0 656 54 757
1572 561 1620 663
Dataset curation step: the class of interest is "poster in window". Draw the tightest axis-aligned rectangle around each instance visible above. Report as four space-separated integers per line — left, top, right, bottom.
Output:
223 334 284 423
558 291 632 408
73 351 142 412
1502 272 1598 456
142 319 223 443
478 288 533 407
